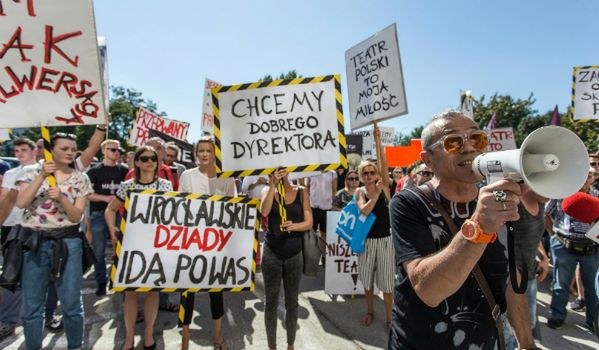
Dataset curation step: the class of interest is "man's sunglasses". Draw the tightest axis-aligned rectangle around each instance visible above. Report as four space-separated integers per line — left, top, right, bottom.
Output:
591 162 598 167
137 155 158 163
106 147 120 153
418 171 434 177
429 131 489 153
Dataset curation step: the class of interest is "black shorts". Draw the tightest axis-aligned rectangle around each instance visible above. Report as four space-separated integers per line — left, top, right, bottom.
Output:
312 207 328 232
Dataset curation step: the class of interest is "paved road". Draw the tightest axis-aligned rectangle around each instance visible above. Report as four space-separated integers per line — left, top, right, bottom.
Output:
1 264 598 349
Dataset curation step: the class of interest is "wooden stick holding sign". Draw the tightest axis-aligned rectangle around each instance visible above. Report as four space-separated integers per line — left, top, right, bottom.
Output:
373 122 391 194
40 126 56 187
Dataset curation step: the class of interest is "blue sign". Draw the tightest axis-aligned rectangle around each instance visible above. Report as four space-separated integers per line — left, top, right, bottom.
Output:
336 200 375 253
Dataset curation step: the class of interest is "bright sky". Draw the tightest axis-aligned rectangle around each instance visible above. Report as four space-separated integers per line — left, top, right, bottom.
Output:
94 0 599 141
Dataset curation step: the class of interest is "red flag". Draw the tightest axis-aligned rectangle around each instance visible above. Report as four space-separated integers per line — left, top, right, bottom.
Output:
550 105 561 126
486 111 497 130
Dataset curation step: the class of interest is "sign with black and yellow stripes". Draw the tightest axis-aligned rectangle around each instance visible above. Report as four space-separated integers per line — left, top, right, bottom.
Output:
110 189 259 293
211 74 347 178
572 66 599 122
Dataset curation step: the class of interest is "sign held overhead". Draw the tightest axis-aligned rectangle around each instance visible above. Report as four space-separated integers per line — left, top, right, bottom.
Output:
0 0 107 127
345 23 408 130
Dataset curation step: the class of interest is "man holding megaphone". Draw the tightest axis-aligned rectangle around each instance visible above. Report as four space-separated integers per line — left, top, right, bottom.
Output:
389 110 589 350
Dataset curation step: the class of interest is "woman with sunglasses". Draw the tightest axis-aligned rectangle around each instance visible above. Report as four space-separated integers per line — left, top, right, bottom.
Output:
16 133 93 350
355 159 394 330
105 146 172 350
260 167 312 350
332 169 360 210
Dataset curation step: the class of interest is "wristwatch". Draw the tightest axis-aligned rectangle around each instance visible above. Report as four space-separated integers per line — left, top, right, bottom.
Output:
461 219 497 244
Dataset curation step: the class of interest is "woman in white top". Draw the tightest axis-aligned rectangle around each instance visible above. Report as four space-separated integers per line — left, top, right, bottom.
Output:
105 146 172 350
178 136 234 350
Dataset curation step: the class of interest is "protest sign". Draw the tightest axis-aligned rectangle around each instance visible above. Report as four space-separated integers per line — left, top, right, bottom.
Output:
129 107 189 147
0 0 106 127
201 78 222 133
385 139 422 168
572 66 599 121
212 75 347 178
325 211 365 295
486 127 517 152
345 23 408 130
111 190 259 292
147 128 195 168
353 126 395 159
345 134 363 169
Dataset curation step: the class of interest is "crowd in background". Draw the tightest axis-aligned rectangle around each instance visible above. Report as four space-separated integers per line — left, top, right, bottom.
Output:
0 113 598 350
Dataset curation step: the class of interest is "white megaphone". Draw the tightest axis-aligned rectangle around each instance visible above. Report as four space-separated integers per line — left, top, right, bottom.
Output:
472 126 589 199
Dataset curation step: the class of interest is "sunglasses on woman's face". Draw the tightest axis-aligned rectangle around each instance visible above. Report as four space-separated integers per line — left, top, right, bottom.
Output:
347 177 359 181
138 155 158 163
362 171 376 176
429 130 489 153
418 171 434 177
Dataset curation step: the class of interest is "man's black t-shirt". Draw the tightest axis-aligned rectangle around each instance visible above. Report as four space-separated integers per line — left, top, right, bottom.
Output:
87 163 128 212
389 187 508 350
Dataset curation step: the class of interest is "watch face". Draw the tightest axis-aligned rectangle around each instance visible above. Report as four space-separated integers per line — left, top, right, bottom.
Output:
462 222 476 239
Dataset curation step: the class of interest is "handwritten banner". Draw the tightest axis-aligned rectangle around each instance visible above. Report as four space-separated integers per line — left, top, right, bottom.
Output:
572 66 599 121
129 107 189 147
486 127 517 152
147 128 195 169
212 75 347 178
0 0 106 127
111 190 258 292
352 126 395 159
325 211 365 295
345 23 408 130
201 78 222 133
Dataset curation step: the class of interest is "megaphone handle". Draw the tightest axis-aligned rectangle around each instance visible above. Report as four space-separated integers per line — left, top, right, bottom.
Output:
506 223 528 294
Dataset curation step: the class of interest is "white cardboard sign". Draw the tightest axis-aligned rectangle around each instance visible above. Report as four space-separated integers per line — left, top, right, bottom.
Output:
325 211 365 295
0 0 106 127
201 78 222 133
345 23 408 130
572 66 599 120
129 107 190 147
214 77 342 173
486 127 517 152
352 126 395 159
113 191 257 291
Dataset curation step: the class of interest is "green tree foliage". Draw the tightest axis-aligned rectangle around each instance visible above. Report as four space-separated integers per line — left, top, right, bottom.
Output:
561 110 599 153
395 126 423 146
108 86 163 151
259 70 301 82
473 93 537 146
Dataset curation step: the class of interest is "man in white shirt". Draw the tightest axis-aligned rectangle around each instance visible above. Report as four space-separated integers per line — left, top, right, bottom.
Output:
306 170 337 245
0 138 37 340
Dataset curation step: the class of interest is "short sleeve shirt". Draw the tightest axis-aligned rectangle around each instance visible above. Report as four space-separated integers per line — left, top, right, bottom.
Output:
18 166 93 229
86 163 128 212
115 178 173 202
546 188 599 240
389 187 508 350
1 165 25 226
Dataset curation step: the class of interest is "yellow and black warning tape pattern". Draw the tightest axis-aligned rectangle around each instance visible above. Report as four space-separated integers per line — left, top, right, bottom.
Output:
40 126 56 187
211 74 348 178
109 189 259 295
571 65 599 123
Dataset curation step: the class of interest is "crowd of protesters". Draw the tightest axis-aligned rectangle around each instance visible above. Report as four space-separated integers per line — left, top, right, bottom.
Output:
0 110 598 350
